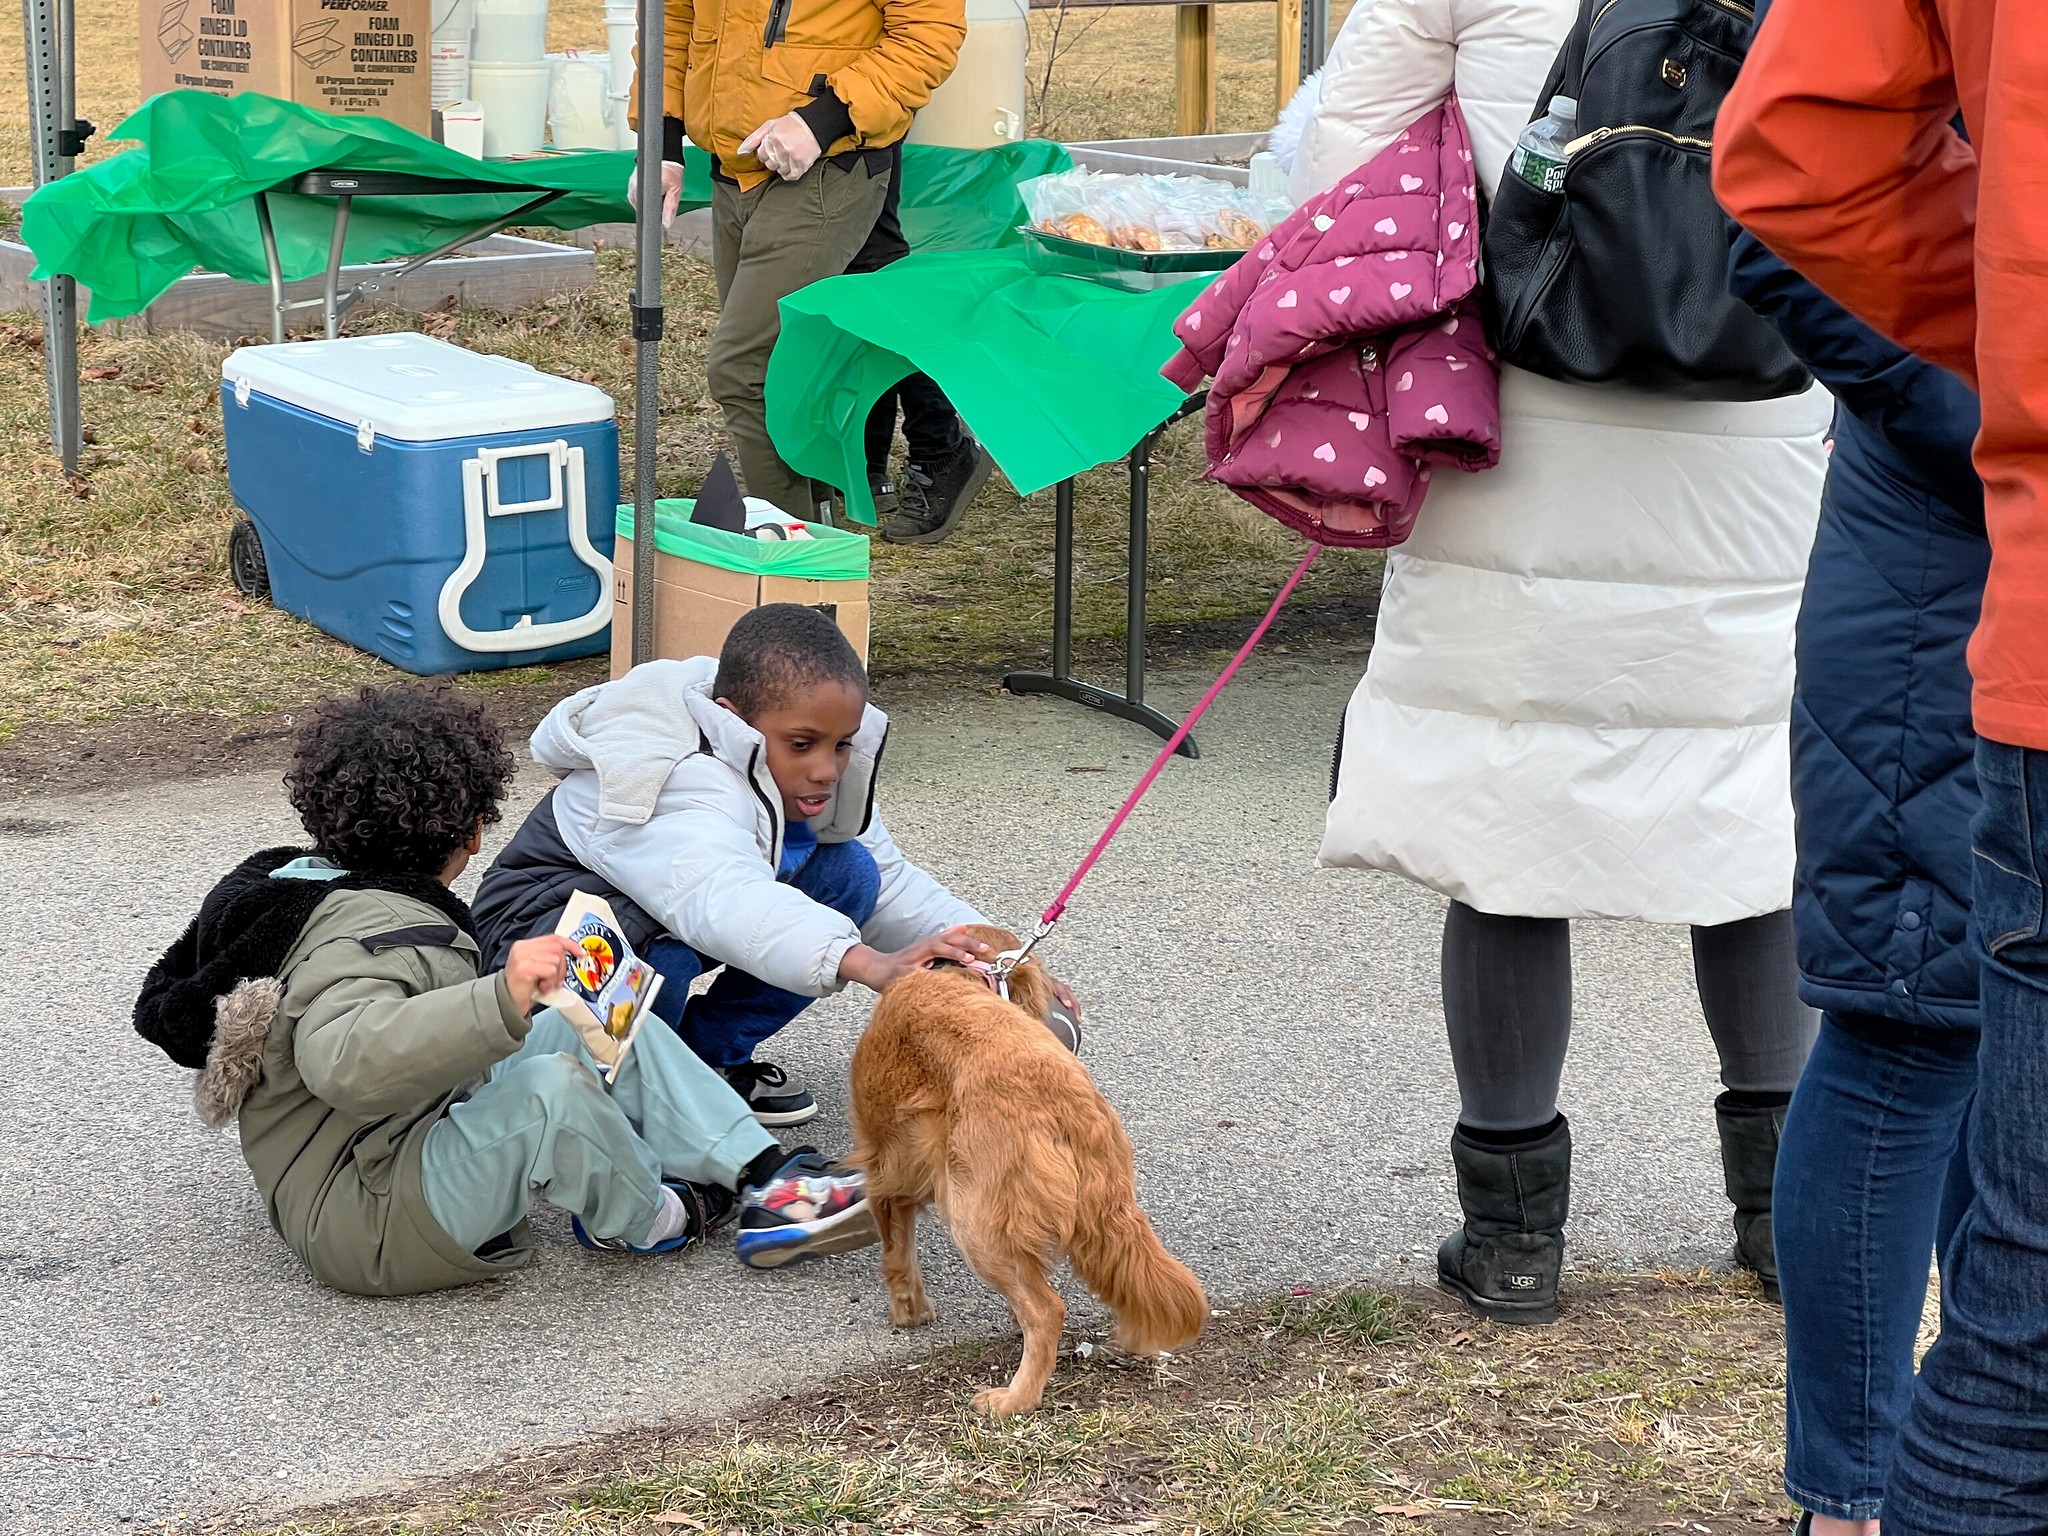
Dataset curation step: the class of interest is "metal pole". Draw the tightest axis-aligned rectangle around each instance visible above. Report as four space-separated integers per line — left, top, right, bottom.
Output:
1050 478 1074 682
323 194 353 339
1300 0 1328 81
629 0 665 667
1126 434 1152 707
23 0 81 472
255 194 289 345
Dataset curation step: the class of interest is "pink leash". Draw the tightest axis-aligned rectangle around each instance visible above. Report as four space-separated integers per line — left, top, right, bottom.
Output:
994 544 1322 979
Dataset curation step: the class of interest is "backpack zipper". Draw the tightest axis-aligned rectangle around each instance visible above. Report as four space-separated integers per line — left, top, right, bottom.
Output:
1498 123 1707 347
1562 123 1713 156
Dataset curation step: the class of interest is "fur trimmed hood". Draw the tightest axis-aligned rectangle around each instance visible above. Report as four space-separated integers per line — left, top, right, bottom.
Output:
193 977 282 1127
133 846 475 1073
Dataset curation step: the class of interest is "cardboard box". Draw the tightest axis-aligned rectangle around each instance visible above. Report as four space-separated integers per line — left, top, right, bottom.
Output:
143 0 431 137
292 0 430 134
611 535 871 679
144 0 286 100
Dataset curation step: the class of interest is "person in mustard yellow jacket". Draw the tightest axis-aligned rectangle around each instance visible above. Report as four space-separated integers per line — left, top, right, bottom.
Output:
635 0 965 519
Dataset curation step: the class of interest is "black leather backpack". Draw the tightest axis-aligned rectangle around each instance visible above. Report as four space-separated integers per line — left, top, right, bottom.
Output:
1481 0 1809 401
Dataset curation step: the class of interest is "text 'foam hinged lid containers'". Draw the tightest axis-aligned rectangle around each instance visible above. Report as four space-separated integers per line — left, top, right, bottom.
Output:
222 332 621 675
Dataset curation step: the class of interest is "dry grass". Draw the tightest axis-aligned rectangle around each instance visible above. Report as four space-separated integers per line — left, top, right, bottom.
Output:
2 0 1383 734
243 1271 1795 1536
0 260 1379 732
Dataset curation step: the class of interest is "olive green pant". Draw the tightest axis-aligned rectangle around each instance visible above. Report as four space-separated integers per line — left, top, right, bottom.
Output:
708 158 892 517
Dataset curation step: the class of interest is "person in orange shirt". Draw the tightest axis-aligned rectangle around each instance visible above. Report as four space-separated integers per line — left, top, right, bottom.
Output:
1717 3 2048 1531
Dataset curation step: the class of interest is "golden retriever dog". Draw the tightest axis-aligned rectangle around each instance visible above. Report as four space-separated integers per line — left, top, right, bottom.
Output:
849 925 1208 1417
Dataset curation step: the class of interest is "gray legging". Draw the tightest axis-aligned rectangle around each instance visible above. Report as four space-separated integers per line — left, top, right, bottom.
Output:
1442 901 1818 1133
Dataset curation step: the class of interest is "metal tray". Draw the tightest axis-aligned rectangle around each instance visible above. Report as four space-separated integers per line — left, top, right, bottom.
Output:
1021 227 1243 291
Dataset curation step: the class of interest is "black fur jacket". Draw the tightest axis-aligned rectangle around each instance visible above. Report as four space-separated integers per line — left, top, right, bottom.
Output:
133 846 476 1070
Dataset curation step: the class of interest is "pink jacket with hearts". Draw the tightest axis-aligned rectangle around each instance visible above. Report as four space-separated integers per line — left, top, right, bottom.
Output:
1160 98 1500 546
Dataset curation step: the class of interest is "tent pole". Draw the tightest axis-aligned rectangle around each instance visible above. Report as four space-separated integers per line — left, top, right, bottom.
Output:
628 0 665 667
1299 0 1328 82
23 0 81 474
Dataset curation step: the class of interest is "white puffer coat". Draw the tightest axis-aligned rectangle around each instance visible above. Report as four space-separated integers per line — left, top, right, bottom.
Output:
532 658 983 996
1299 0 1831 924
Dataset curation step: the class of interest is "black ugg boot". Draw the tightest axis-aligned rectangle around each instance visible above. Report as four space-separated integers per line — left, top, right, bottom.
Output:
1437 1116 1571 1325
1715 1091 1788 1302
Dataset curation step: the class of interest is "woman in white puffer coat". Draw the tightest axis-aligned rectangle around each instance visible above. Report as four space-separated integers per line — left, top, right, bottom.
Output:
1290 0 1830 1324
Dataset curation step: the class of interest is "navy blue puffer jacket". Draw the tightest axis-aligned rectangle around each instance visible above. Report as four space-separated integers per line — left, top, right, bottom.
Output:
1728 173 1987 1029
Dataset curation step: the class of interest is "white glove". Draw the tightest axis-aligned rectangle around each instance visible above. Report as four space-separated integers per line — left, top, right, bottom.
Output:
737 114 823 182
625 160 685 227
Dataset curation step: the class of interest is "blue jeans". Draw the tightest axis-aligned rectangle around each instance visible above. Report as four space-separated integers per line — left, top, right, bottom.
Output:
645 837 881 1070
1887 739 2048 1531
1779 1011 1977 1520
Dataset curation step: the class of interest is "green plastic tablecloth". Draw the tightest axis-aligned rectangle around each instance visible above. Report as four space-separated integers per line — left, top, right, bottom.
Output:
769 248 1198 525
21 90 1074 324
617 501 870 578
22 92 634 323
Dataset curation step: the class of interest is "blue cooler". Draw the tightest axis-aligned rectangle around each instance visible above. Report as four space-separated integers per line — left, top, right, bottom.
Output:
221 334 621 675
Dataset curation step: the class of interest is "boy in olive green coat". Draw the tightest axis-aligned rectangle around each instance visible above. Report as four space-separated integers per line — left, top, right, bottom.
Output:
134 685 878 1297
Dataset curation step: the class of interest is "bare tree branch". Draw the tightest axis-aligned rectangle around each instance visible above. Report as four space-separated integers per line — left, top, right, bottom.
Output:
1029 0 1107 139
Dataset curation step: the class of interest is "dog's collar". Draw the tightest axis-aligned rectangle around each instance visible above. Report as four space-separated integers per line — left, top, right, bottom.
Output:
928 956 1009 1000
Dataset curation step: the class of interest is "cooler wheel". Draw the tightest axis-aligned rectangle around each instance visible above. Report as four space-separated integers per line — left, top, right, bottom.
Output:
228 518 271 600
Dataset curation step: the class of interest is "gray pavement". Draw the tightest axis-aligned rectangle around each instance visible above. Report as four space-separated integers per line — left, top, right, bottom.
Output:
0 649 1746 1532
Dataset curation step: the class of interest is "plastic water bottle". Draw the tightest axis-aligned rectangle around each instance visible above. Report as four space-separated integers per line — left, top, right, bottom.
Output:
1509 96 1578 194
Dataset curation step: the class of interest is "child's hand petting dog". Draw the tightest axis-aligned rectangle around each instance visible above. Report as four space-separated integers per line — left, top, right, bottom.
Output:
503 935 580 1014
839 926 994 993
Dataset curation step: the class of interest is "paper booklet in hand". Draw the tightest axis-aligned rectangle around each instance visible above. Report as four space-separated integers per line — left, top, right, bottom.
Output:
542 892 665 1080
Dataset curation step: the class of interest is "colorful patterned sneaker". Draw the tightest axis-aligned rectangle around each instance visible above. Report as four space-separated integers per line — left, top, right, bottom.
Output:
734 1148 880 1269
721 1059 819 1127
572 1180 736 1255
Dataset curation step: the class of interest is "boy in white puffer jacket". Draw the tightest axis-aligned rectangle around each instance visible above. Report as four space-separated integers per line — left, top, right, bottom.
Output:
476 604 1007 1128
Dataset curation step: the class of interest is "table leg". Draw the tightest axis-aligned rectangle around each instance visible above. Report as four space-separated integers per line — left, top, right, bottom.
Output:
254 193 286 346
338 189 568 331
1002 467 1199 759
323 193 353 340
1052 476 1074 680
1127 427 1153 707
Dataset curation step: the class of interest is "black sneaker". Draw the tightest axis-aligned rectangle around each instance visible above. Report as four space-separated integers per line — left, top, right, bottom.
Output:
734 1147 880 1269
721 1059 819 1127
868 470 901 519
881 439 994 545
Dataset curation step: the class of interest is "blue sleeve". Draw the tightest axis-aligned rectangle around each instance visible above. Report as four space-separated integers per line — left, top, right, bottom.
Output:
1726 228 1982 518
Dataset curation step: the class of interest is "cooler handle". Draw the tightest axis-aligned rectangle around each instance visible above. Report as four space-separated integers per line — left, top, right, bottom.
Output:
438 442 615 655
478 441 567 516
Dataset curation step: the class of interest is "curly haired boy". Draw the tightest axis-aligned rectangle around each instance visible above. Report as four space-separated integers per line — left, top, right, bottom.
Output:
134 684 877 1296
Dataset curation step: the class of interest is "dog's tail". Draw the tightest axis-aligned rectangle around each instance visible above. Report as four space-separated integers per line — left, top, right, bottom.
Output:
1067 1179 1209 1357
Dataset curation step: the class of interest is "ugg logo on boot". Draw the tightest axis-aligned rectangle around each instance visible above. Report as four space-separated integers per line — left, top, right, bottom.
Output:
1503 1273 1540 1289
